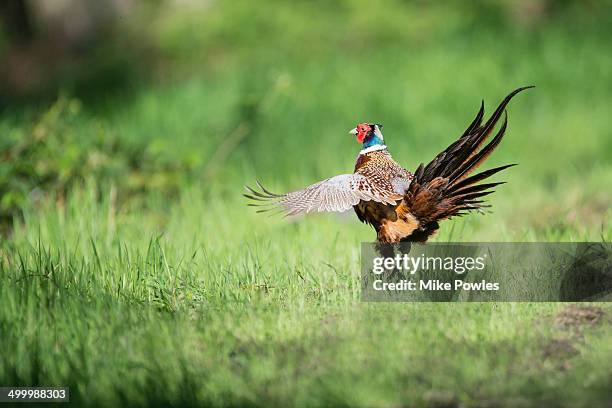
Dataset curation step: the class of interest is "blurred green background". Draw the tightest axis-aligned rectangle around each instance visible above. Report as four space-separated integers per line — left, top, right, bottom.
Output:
1 1 611 407
1 0 610 239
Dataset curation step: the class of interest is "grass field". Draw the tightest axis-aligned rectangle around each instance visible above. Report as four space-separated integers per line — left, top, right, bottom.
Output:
1 1 611 407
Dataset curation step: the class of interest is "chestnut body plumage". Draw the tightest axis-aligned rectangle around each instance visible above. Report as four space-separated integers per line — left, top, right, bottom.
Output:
245 87 532 243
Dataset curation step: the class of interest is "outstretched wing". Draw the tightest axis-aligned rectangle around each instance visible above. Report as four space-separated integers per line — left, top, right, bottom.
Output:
245 174 402 216
399 86 533 239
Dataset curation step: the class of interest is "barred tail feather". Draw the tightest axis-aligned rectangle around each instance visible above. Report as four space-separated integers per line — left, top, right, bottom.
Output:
401 86 533 241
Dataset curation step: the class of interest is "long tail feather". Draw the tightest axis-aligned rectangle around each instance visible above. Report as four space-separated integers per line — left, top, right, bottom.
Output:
448 111 508 183
450 164 516 192
403 86 532 236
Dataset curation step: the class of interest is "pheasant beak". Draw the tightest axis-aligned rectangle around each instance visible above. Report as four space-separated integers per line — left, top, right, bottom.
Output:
349 128 358 135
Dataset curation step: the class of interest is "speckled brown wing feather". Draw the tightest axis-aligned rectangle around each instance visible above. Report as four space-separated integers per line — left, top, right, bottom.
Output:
244 174 403 216
354 150 413 195
245 149 414 216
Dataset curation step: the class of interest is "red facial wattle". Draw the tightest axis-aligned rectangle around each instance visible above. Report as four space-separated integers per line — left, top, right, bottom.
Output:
354 123 370 143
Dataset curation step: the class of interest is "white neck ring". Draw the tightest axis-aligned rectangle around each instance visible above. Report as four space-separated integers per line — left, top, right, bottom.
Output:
359 144 387 155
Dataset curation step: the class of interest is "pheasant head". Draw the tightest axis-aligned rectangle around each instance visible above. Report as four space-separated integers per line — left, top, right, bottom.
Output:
349 123 385 151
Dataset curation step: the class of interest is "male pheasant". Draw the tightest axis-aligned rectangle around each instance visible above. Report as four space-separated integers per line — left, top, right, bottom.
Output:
245 87 532 243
